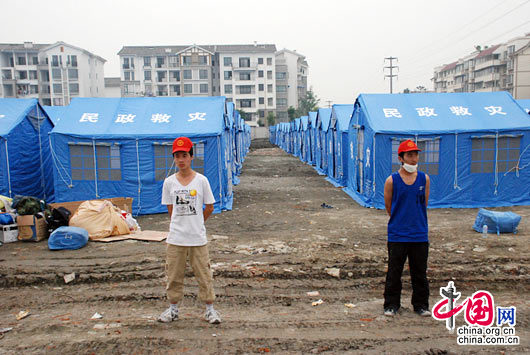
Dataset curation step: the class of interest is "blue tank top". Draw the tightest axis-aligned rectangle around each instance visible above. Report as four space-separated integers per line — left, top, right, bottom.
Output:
387 171 428 242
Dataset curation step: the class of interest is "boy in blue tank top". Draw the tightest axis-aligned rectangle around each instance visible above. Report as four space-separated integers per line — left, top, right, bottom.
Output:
382 140 431 317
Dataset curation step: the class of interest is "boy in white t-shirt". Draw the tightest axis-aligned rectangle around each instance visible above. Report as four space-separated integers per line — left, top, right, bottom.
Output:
158 136 221 324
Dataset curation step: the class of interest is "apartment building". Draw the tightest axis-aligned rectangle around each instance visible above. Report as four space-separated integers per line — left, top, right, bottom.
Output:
118 44 280 126
275 49 308 122
0 41 105 106
104 77 121 97
433 33 530 99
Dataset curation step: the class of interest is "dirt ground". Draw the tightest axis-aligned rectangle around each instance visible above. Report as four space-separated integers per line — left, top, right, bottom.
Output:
0 142 528 354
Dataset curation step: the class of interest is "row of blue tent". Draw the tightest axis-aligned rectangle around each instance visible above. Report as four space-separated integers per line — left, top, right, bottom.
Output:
270 92 530 209
0 97 251 215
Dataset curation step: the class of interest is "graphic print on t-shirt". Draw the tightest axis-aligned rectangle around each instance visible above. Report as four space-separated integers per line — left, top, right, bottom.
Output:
174 189 197 216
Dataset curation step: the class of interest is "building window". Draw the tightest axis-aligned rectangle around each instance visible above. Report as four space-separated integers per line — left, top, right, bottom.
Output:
156 56 165 68
267 84 273 93
258 70 263 78
224 84 232 94
17 70 28 80
68 55 78 67
277 98 287 106
184 84 193 94
267 70 272 79
276 85 287 92
145 70 152 81
259 110 265 118
239 85 252 94
53 98 63 106
154 141 205 180
30 85 38 94
239 72 251 80
182 56 191 66
268 98 273 106
170 84 180 96
69 83 79 94
145 84 152 95
239 57 250 67
157 85 168 96
17 56 26 65
239 99 252 108
183 70 192 80
199 56 208 65
52 55 59 67
70 143 121 181
53 83 62 93
157 71 166 82
32 56 39 65
144 56 151 66
170 70 180 81
471 136 520 173
258 84 264 91
258 57 264 65
224 57 232 66
199 69 208 79
276 72 287 79
124 71 130 81
224 71 232 80
68 68 78 80
29 70 38 80
259 97 264 104
200 83 208 93
267 57 272 65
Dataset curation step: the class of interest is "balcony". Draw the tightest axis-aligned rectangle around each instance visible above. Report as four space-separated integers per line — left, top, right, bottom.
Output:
232 65 257 71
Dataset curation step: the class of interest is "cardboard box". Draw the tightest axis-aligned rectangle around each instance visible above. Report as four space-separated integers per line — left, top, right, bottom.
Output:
0 224 18 243
50 197 134 217
16 215 48 242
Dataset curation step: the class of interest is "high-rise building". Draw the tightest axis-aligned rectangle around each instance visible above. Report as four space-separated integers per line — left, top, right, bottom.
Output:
275 49 308 122
432 33 530 99
0 41 106 105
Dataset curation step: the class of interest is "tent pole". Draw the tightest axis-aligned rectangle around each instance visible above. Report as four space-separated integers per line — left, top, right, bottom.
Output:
37 107 46 200
4 139 12 198
136 139 142 215
92 139 99 198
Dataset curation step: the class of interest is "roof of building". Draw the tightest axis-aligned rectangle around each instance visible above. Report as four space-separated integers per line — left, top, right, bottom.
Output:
475 44 501 59
275 48 306 58
118 44 277 56
0 41 106 62
104 77 121 87
441 61 458 72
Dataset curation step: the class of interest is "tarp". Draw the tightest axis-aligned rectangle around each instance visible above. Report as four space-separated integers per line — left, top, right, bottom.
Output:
50 97 232 215
516 99 530 114
344 92 530 209
326 104 354 187
315 108 332 175
308 111 318 165
43 105 67 125
0 98 55 201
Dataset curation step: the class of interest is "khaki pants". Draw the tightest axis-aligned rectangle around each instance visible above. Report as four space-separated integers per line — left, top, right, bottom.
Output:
165 244 216 304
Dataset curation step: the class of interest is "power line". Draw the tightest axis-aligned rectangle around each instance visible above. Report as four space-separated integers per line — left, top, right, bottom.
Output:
384 57 398 93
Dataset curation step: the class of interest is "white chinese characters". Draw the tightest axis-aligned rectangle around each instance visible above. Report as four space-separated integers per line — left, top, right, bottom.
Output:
450 106 472 116
484 106 506 115
416 107 438 117
0 114 5 118
115 114 136 124
151 113 171 123
383 108 402 118
79 113 99 123
188 112 207 122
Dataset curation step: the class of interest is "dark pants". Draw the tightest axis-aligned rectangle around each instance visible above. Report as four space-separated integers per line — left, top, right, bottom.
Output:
384 242 429 311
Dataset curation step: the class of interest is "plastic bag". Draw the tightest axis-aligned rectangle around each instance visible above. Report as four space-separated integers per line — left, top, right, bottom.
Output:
472 208 521 235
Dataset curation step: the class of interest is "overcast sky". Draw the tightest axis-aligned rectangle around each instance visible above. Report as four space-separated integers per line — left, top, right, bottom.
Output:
2 0 529 106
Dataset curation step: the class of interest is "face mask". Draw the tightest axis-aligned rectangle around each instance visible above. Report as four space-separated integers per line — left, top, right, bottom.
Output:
403 163 417 173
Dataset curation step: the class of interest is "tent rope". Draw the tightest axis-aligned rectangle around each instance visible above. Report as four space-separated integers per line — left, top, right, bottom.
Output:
136 139 142 216
217 136 223 202
504 143 530 177
453 133 462 190
36 108 46 200
372 135 376 193
494 132 499 195
48 137 73 188
93 139 99 198
4 139 12 198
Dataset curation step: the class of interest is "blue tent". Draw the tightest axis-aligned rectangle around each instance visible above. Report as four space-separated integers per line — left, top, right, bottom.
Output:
516 99 530 114
344 92 530 209
314 108 332 175
269 125 276 145
326 104 354 187
50 97 233 215
43 105 67 125
308 112 318 165
300 116 310 163
0 99 55 201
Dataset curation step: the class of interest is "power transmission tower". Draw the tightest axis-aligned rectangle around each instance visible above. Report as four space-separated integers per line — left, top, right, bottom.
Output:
326 100 332 108
384 57 399 93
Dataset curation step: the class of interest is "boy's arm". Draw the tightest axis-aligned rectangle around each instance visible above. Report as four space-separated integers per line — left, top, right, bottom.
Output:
203 204 214 222
425 174 430 207
383 176 393 217
166 204 173 216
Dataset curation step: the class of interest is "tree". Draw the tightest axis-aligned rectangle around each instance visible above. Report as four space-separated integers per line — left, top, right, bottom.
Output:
266 111 276 126
296 88 320 117
416 85 426 93
257 118 265 127
287 106 297 121
239 109 250 121
403 88 411 94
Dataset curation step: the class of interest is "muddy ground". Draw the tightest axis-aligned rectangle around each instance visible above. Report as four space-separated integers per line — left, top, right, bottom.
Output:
0 141 528 354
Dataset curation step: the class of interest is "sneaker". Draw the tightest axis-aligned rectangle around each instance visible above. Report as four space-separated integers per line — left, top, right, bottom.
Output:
205 309 221 324
415 308 431 317
158 307 179 323
384 308 397 317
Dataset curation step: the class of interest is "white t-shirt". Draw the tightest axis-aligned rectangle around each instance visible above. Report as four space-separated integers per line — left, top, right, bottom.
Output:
161 173 216 246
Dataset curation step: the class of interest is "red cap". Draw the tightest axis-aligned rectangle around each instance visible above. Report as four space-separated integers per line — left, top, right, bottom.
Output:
398 140 421 154
172 137 193 153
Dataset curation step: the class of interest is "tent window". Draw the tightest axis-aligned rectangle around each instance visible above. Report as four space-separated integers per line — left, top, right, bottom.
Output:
69 143 121 181
471 136 520 174
154 142 205 181
391 138 439 175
